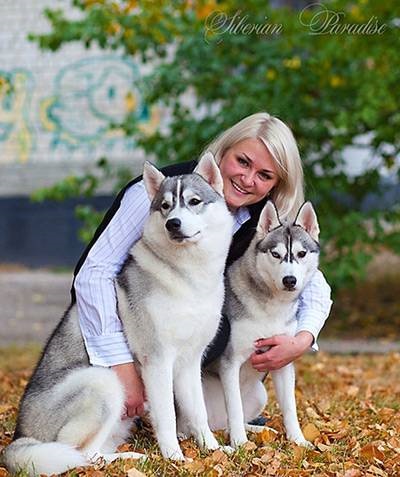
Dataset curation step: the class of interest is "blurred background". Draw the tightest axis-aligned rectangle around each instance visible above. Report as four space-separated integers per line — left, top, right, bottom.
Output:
0 0 399 346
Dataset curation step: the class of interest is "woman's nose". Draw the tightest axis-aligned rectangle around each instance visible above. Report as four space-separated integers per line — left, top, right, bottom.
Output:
241 173 255 187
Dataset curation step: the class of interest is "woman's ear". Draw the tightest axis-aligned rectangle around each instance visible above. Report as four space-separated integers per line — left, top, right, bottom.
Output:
257 201 281 235
194 152 224 196
142 161 165 201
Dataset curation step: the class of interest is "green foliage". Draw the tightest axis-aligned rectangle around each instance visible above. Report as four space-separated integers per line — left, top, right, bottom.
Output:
30 0 400 291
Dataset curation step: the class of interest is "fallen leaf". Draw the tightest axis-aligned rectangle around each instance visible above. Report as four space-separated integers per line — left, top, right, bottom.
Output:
302 423 321 442
242 440 257 451
316 443 331 452
117 442 132 452
253 427 276 445
0 404 12 414
359 442 385 461
346 385 360 397
127 469 147 477
367 465 387 477
210 449 228 464
183 460 206 472
387 436 400 451
208 463 226 477
305 407 320 419
343 470 362 477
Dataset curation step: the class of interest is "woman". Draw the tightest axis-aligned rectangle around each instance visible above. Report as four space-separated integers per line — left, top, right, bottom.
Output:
72 112 332 419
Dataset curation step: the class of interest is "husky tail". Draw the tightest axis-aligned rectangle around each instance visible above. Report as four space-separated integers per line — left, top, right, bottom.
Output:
2 437 88 476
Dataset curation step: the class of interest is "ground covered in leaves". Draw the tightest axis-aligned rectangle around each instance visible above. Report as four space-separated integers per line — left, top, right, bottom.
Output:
0 346 399 477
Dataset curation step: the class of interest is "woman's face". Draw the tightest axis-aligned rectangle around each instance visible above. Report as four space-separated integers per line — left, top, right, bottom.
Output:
218 138 279 210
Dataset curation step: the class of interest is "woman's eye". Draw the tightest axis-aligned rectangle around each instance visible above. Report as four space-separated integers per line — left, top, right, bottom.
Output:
161 202 170 210
258 172 272 181
189 198 202 206
270 250 281 259
237 156 248 166
298 251 307 258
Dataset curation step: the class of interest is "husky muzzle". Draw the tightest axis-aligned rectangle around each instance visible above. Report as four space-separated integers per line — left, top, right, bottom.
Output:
165 218 200 242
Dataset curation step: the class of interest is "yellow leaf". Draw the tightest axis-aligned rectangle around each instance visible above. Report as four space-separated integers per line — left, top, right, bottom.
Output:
253 428 276 445
292 445 306 463
302 423 320 442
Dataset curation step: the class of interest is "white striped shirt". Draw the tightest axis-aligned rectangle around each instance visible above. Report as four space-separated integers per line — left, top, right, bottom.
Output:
75 180 332 367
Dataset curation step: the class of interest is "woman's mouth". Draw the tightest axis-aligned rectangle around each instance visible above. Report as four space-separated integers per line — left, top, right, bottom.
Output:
231 180 250 195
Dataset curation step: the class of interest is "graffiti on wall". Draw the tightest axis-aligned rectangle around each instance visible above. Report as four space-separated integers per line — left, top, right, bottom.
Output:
0 70 35 163
0 56 159 163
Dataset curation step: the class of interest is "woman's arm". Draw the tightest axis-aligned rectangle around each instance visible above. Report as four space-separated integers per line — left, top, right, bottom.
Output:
75 180 151 416
251 270 333 371
75 180 151 366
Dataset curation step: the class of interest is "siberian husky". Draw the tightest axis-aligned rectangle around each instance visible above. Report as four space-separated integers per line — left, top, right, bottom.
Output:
2 153 233 475
203 201 320 448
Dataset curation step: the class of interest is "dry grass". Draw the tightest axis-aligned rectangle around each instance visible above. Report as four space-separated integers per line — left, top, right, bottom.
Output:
1 347 399 476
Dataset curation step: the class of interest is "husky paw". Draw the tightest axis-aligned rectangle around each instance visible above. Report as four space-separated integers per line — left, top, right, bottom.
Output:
290 436 314 449
163 448 185 461
230 433 248 449
202 435 220 451
219 445 234 454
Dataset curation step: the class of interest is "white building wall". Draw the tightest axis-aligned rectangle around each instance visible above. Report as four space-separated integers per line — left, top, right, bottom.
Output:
0 0 161 196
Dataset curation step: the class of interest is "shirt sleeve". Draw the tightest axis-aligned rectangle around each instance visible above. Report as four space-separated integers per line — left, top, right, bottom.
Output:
75 180 150 367
296 269 333 351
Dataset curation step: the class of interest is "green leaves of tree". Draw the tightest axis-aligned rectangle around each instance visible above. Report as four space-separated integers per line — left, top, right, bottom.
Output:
30 0 400 291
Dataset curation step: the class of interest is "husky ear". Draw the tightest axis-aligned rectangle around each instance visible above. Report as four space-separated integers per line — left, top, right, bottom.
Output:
294 202 320 242
257 201 281 234
142 161 165 201
194 152 224 196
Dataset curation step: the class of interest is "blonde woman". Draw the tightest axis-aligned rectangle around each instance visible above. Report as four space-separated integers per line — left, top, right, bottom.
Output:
72 112 332 420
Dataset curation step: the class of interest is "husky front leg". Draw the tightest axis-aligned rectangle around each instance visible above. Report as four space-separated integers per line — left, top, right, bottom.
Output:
219 359 248 447
271 363 312 447
141 359 184 460
174 358 219 451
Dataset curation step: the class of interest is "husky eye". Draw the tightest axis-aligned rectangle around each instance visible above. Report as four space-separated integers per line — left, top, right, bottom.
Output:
297 251 307 258
161 201 170 210
189 198 202 206
270 250 281 259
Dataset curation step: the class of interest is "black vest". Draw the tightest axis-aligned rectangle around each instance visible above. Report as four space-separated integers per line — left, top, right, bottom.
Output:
71 160 268 366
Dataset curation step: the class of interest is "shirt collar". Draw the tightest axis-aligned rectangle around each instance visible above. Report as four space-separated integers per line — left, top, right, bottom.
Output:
232 206 251 233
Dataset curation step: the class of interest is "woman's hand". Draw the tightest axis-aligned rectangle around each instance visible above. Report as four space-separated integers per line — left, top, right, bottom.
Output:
250 331 314 372
111 362 146 418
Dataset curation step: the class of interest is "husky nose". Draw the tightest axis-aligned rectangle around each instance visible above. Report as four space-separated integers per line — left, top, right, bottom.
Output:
166 218 181 232
282 275 297 289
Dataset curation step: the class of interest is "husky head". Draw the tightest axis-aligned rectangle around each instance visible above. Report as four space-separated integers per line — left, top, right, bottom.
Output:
254 201 320 295
142 152 231 244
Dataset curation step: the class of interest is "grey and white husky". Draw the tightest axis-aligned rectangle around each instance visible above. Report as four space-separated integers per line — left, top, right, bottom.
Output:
203 201 320 448
2 153 233 475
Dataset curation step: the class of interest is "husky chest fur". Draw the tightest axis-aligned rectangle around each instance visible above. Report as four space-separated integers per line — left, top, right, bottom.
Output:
115 153 233 460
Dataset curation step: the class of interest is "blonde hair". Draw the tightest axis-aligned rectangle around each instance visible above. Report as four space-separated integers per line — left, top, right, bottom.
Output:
201 112 304 221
